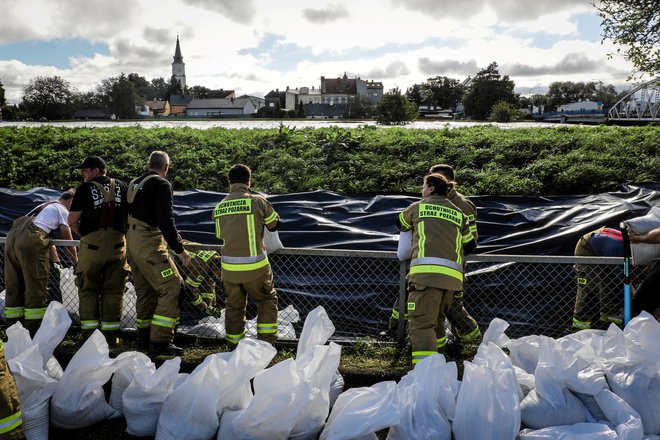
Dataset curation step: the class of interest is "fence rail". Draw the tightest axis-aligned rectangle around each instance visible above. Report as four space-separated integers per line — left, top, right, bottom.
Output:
1 238 631 343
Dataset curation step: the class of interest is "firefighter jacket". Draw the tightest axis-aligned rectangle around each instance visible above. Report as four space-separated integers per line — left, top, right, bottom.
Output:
213 183 280 283
398 194 473 292
447 188 478 244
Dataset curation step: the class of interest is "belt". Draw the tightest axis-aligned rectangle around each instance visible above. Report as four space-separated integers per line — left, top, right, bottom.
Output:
85 242 125 250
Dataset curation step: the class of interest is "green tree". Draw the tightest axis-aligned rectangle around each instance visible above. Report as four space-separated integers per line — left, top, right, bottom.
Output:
22 76 78 120
405 84 425 106
0 78 6 107
343 96 374 119
596 0 660 77
99 73 140 119
489 101 523 122
374 88 418 125
462 62 516 120
422 76 464 110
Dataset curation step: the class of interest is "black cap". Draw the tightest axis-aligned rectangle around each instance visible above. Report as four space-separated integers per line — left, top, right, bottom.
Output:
76 156 106 170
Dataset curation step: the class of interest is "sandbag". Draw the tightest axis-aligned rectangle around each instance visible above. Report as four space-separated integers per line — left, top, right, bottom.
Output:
32 301 71 380
507 335 544 374
625 206 660 265
108 351 154 417
594 388 643 440
264 228 284 254
518 422 619 439
179 313 226 338
520 388 586 429
122 357 179 437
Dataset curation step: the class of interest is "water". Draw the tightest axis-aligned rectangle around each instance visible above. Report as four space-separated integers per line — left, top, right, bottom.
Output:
0 119 556 130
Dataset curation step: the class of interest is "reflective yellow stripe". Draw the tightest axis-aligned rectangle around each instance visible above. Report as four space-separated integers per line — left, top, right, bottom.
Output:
459 326 481 342
191 295 204 306
81 320 100 329
247 214 257 256
409 264 463 281
455 227 462 265
196 250 217 262
226 330 246 344
572 317 591 330
24 307 47 320
417 221 426 258
462 232 473 244
185 277 202 288
391 309 399 319
221 257 270 272
137 319 151 328
101 322 121 330
201 292 215 300
152 314 177 328
5 307 24 319
399 212 411 230
411 351 436 364
437 336 447 348
0 410 22 435
600 313 622 325
215 217 222 239
257 323 277 334
264 211 278 225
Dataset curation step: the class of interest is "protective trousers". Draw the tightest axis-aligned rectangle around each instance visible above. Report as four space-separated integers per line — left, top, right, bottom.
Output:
573 236 621 328
126 220 182 345
4 217 50 336
407 283 454 365
223 268 278 346
75 229 128 342
0 342 24 440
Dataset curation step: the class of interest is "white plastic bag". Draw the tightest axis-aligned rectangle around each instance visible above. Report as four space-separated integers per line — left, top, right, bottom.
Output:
319 381 400 440
264 228 284 254
518 422 619 440
108 351 154 417
122 357 179 437
296 306 336 357
521 388 586 429
396 231 412 261
625 206 660 265
594 389 644 440
32 301 71 380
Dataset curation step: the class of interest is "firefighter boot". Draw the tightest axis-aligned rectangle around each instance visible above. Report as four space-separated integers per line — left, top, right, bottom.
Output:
137 327 150 351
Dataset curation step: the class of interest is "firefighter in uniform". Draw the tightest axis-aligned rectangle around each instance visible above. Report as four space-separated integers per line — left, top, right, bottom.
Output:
0 340 24 440
213 164 280 347
172 246 223 319
68 156 129 346
4 190 77 336
126 151 191 355
572 227 624 330
397 173 475 365
384 164 481 344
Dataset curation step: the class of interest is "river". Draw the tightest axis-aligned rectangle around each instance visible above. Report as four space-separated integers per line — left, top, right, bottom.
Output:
0 119 557 130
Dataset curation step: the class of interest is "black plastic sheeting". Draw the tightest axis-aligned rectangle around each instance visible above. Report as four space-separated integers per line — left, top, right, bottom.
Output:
1 185 658 337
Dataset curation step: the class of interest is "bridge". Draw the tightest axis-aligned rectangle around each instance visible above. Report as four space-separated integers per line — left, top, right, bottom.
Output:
608 77 660 123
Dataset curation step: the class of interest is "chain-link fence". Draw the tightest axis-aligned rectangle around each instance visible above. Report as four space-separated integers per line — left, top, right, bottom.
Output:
1 238 636 342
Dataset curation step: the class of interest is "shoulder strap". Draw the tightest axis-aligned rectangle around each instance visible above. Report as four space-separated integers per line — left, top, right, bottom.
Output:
90 178 116 204
26 200 57 217
127 174 159 204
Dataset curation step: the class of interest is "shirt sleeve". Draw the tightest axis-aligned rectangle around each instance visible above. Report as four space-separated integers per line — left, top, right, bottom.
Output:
397 205 414 232
155 180 185 254
69 183 88 212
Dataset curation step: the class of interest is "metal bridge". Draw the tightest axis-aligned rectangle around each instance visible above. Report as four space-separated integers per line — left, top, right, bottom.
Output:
608 77 660 122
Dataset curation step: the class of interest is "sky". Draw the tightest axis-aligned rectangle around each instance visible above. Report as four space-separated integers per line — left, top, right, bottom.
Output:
0 0 635 104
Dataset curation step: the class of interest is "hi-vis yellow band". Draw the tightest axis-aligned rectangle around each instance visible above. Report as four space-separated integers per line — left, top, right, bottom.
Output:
214 198 252 217
418 204 463 226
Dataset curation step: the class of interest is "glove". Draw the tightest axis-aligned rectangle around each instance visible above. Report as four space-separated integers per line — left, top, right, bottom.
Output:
205 306 221 318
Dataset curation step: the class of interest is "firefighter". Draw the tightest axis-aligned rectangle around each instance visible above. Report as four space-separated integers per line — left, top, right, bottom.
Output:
126 151 191 355
572 227 624 330
0 340 25 440
68 156 129 346
213 164 280 347
397 173 475 365
383 164 481 344
172 246 223 319
4 189 77 336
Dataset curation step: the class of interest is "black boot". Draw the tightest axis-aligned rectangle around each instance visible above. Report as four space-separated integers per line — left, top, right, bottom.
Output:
103 330 120 347
137 328 150 351
148 341 183 356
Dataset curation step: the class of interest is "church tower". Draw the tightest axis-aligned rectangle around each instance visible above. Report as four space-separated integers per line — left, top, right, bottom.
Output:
172 35 186 90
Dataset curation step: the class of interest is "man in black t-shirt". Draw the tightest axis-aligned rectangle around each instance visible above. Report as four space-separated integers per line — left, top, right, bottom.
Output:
68 156 129 346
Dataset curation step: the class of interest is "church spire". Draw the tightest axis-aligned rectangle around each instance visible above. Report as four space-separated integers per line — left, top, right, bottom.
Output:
171 34 186 90
173 34 183 63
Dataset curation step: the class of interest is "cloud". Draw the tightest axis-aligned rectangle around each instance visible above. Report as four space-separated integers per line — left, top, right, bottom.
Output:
503 52 599 76
230 72 261 81
302 3 349 24
418 58 479 76
388 0 588 22
143 28 174 46
182 0 256 24
364 61 410 79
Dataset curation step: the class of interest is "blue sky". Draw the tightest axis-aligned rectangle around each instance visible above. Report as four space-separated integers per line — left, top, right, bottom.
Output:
0 0 633 103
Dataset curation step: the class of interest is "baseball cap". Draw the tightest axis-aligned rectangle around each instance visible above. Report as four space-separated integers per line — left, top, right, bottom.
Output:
76 156 106 170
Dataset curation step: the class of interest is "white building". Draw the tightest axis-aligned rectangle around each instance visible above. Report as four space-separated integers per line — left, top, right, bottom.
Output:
557 100 602 112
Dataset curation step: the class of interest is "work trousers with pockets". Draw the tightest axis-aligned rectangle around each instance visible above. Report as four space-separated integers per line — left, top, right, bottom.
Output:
407 283 454 365
0 342 25 440
126 222 182 345
4 217 50 335
76 229 129 338
223 268 278 345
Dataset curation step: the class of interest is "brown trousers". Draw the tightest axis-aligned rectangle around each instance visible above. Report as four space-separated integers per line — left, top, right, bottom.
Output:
126 222 182 345
76 230 129 333
407 284 454 363
0 342 25 439
223 267 278 345
4 217 50 334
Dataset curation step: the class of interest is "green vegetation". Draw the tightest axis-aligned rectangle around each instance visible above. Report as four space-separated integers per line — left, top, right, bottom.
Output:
0 125 659 195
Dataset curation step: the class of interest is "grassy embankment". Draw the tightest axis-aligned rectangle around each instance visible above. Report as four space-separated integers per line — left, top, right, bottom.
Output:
0 124 659 195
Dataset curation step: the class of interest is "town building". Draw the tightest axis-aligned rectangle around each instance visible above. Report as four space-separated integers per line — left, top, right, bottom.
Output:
186 97 256 117
172 35 186 90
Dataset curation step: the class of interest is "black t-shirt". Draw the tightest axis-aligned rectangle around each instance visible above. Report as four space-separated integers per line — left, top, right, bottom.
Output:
127 171 185 254
70 176 128 236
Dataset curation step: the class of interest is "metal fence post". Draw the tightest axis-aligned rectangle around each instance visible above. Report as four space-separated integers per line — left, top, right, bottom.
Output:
396 260 407 347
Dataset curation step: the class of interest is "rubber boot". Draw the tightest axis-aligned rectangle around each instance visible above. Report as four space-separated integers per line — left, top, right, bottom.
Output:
137 327 150 351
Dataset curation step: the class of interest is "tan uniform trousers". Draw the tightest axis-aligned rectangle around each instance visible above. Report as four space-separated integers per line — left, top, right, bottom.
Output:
126 223 182 345
0 342 25 440
223 267 278 345
76 229 129 334
407 283 454 365
4 217 50 335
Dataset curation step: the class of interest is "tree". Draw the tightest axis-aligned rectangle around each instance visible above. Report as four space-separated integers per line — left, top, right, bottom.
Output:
422 76 464 110
0 78 6 107
405 84 424 106
596 0 660 77
343 96 375 119
489 101 523 122
462 62 516 120
546 81 623 109
22 76 78 120
374 88 418 125
99 73 141 119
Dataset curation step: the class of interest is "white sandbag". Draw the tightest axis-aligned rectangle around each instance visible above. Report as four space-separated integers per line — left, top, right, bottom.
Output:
319 381 400 440
264 228 284 254
329 371 345 408
518 422 619 440
5 322 33 360
520 388 586 429
108 351 154 417
219 358 315 440
157 353 227 440
179 314 226 338
50 330 133 429
625 206 660 265
296 306 335 357
481 317 511 348
514 366 536 398
397 230 413 261
122 357 178 437
387 354 456 440
8 345 57 440
453 355 520 439
507 335 544 374
32 301 71 379
594 389 643 440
